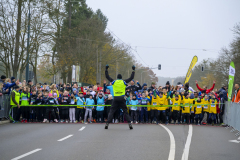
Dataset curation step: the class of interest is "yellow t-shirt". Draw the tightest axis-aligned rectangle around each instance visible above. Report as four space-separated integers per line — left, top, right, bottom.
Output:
157 95 168 110
151 96 159 110
182 98 194 114
195 101 203 114
171 98 181 111
209 101 217 114
202 99 210 112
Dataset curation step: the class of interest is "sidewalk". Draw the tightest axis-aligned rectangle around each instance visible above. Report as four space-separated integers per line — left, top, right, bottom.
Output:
0 120 10 125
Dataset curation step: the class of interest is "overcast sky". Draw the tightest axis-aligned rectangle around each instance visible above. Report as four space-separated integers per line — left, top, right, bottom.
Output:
86 0 240 78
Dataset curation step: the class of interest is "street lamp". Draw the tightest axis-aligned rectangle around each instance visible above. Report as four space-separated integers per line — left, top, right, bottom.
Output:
25 0 31 81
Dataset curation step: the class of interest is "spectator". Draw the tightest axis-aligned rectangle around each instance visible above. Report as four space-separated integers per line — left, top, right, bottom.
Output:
126 80 142 92
0 75 6 83
140 83 148 92
11 77 15 83
148 82 156 92
195 80 216 94
232 83 240 103
3 78 18 95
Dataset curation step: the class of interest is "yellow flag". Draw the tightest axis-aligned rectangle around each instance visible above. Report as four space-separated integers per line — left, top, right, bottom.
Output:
184 56 198 84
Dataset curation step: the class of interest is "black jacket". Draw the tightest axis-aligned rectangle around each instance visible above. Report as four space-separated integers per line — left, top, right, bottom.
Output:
126 83 142 93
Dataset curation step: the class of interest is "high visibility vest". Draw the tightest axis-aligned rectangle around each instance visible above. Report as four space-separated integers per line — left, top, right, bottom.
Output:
10 90 20 106
112 80 126 97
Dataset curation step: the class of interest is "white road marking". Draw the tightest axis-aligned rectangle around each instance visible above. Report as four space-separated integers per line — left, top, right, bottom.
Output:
160 124 175 160
79 126 86 131
57 135 73 141
238 137 240 140
181 125 193 160
229 140 240 143
11 148 42 160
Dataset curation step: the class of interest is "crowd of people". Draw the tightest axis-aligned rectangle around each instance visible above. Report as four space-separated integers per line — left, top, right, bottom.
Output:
0 74 240 125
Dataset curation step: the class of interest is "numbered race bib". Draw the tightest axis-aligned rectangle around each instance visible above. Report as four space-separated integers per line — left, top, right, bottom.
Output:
37 103 41 105
197 105 201 108
211 104 215 108
49 100 54 104
174 103 178 105
185 103 189 107
22 96 28 101
142 100 147 104
31 99 35 103
153 102 157 105
204 105 208 109
70 99 75 104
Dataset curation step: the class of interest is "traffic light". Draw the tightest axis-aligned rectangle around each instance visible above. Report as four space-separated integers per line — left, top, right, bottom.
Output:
158 64 161 70
201 66 204 72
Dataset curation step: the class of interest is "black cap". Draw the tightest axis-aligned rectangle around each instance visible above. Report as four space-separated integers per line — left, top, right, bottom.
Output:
14 85 20 89
28 80 32 83
11 77 15 80
1 75 6 79
166 81 170 85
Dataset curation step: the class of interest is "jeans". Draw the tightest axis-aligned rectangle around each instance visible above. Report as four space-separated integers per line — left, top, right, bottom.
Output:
158 110 166 123
208 113 216 124
195 114 202 124
131 110 138 122
97 111 104 123
182 113 190 124
84 109 92 122
140 107 148 122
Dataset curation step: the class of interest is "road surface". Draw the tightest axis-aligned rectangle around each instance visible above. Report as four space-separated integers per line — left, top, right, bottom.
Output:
0 123 239 160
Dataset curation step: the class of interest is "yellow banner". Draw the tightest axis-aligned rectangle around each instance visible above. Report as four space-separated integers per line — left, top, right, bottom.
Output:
184 56 198 84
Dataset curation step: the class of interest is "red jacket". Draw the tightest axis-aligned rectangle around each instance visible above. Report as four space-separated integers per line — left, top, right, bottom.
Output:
196 83 215 94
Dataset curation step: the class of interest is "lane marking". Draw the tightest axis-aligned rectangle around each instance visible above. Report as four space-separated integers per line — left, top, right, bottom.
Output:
57 135 73 141
160 124 175 160
229 140 240 144
79 126 86 131
11 148 42 160
181 125 193 160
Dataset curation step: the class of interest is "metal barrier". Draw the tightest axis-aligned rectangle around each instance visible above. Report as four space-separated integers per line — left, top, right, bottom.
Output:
223 101 240 134
0 94 10 119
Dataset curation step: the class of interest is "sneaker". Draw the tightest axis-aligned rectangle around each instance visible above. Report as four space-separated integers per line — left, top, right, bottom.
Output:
129 123 133 130
131 121 133 124
90 121 92 123
84 121 88 124
43 119 48 123
54 119 58 123
24 119 28 123
165 122 168 125
94 119 96 123
81 120 84 123
21 119 24 123
70 121 72 123
105 123 109 129
112 119 115 123
65 120 68 123
115 119 118 123
75 120 78 123
135 121 138 124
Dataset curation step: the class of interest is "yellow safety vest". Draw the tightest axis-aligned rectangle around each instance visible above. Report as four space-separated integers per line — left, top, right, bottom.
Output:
112 80 126 97
10 90 20 106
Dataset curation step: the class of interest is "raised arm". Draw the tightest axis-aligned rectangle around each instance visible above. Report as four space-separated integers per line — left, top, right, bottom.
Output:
124 65 135 83
195 80 203 91
208 81 215 92
105 65 114 82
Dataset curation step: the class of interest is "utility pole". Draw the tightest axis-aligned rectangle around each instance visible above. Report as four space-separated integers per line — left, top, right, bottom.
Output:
99 50 101 84
25 1 30 81
96 47 98 83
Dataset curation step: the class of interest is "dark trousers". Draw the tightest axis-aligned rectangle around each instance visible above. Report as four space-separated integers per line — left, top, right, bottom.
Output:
21 107 29 120
195 114 202 124
131 110 138 122
208 113 216 124
159 110 166 123
44 107 57 120
97 111 104 123
76 108 84 121
36 107 43 121
140 108 148 122
60 107 69 120
190 112 195 123
13 107 21 121
151 110 159 123
107 96 131 123
172 110 180 123
182 113 190 124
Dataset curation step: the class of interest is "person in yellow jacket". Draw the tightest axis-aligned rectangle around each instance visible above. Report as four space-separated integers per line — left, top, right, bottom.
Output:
10 86 21 122
150 94 160 124
181 93 194 125
194 97 204 125
170 95 181 124
208 96 218 125
201 95 210 124
158 91 169 124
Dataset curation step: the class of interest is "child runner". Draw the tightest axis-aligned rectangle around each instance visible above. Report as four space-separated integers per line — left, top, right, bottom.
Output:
84 95 95 124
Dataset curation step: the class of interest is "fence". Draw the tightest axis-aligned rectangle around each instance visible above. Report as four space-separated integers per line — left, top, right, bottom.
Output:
223 101 240 134
0 94 11 120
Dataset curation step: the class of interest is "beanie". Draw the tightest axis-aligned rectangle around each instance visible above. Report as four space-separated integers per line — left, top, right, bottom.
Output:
166 81 170 85
117 74 122 79
11 77 15 81
1 75 6 79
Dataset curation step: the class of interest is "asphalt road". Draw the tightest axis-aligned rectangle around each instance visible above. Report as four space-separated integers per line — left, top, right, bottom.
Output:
0 123 239 160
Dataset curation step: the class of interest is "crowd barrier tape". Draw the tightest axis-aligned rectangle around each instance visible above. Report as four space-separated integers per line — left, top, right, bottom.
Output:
9 103 225 122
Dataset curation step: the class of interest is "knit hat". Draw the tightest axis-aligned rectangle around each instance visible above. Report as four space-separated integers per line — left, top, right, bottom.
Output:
11 77 15 81
1 75 6 79
28 80 32 83
117 74 122 79
142 83 147 87
53 93 57 96
48 93 53 97
73 88 77 92
151 82 155 85
166 81 170 85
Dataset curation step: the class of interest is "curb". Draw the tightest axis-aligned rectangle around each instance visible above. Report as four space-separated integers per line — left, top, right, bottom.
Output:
0 120 10 125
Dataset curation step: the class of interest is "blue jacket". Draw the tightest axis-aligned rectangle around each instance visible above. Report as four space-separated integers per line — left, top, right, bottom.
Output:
130 99 139 110
86 99 95 109
96 97 105 111
3 82 16 94
76 96 85 105
219 88 228 101
137 97 151 105
104 84 114 97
